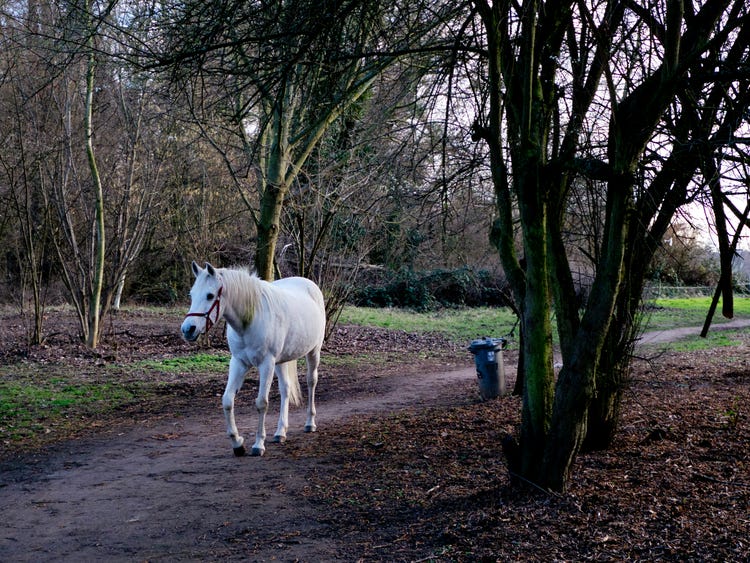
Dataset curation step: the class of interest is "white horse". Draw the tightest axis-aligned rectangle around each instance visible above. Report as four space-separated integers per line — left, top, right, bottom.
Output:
181 261 326 457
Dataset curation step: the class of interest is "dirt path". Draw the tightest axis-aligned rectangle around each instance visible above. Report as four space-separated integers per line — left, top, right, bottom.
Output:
1 320 747 561
0 363 483 562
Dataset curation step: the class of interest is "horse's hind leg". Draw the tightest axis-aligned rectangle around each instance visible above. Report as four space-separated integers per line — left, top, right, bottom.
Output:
223 356 248 456
304 348 320 433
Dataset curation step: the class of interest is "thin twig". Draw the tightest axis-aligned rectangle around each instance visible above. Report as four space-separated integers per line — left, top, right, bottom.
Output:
507 471 564 498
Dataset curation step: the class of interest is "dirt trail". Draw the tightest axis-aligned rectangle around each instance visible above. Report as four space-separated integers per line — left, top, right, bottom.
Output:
0 412 339 561
0 364 482 562
1 321 747 561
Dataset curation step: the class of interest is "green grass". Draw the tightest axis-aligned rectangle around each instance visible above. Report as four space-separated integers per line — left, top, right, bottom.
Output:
339 306 519 343
645 296 750 330
0 367 137 442
668 329 744 352
321 351 405 369
139 352 230 373
0 352 234 448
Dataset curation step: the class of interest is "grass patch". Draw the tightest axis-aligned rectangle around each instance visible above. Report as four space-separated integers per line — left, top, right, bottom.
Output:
339 306 518 343
645 296 750 330
668 330 744 352
138 352 230 373
0 368 138 442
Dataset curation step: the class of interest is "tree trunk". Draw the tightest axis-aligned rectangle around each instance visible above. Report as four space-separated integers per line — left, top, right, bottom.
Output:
515 163 556 482
587 139 697 449
256 181 287 281
584 343 626 451
513 327 525 396
84 10 105 349
112 272 126 311
542 313 616 489
584 275 642 450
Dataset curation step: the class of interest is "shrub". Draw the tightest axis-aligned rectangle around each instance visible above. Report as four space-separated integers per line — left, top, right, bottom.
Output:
351 267 512 310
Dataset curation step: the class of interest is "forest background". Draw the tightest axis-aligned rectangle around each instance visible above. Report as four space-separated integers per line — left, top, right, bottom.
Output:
2 0 746 337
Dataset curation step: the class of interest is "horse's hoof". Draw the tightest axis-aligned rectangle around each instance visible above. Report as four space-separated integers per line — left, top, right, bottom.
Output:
233 445 247 457
304 424 317 433
273 435 286 443
250 447 265 457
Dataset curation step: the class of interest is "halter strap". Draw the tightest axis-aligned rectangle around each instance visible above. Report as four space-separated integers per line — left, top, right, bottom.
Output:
184 285 224 333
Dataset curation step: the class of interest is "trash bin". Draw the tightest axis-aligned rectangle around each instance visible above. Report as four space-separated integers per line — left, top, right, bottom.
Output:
467 337 507 400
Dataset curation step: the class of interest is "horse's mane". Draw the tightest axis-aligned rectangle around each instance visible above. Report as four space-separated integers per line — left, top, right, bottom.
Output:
219 267 277 327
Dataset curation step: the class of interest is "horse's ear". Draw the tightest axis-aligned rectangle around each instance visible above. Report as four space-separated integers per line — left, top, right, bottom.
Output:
191 261 202 277
205 262 216 277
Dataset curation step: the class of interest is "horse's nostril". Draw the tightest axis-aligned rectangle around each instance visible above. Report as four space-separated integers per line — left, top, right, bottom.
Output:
184 325 195 337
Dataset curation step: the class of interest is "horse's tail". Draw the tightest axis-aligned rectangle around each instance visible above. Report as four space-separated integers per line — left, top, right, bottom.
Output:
281 361 302 407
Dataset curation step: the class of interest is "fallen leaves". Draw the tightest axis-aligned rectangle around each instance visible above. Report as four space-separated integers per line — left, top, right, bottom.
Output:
287 338 750 561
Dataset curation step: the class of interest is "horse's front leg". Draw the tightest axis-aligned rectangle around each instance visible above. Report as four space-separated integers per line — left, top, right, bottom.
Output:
223 356 248 456
273 362 291 443
251 358 276 456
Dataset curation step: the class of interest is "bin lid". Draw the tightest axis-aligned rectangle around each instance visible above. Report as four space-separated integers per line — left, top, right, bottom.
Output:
467 337 506 353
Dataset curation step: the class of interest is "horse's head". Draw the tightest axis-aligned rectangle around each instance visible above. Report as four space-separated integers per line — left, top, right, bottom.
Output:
181 261 224 341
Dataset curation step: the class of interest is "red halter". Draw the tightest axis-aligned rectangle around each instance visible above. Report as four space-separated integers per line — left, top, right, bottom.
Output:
184 285 224 333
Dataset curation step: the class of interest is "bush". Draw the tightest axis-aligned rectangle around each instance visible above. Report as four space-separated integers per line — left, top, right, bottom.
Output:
351 268 512 311
353 269 435 311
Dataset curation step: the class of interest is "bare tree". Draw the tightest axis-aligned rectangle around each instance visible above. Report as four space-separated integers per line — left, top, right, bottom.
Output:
0 22 52 344
144 0 461 281
0 0 171 346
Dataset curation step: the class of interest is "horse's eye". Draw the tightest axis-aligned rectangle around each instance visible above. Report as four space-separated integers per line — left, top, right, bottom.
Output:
207 293 215 301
